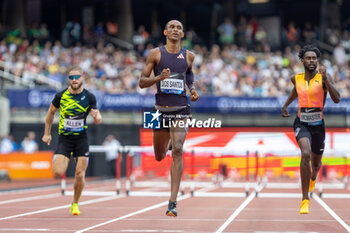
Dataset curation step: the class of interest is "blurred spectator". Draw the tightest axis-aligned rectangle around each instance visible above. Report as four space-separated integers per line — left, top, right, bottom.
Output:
20 131 38 153
95 22 105 41
71 19 81 44
333 43 347 67
237 16 248 48
326 26 340 47
340 30 350 54
9 135 18 151
132 25 149 48
28 22 41 42
217 17 236 46
0 135 14 153
39 23 50 44
254 26 267 52
107 21 118 36
82 24 94 46
302 22 317 44
102 135 121 177
182 31 194 50
284 21 299 48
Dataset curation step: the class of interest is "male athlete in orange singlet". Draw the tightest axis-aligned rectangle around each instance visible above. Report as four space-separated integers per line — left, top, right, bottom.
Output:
282 45 340 214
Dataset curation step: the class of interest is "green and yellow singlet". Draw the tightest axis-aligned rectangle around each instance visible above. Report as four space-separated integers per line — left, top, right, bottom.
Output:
52 88 97 136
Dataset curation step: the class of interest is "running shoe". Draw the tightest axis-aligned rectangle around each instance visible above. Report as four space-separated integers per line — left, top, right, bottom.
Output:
166 201 177 217
70 203 80 215
309 179 316 192
299 199 309 214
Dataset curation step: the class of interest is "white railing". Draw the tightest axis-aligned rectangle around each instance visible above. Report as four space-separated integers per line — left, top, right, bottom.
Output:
0 61 62 89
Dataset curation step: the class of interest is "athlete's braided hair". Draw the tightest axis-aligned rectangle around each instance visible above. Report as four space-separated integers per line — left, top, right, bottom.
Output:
298 45 321 60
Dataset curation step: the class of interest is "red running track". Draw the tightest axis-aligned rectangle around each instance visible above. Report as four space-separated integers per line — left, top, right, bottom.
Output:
0 180 350 233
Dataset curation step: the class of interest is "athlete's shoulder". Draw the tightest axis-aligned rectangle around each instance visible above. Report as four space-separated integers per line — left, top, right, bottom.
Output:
149 47 161 56
293 72 305 81
83 88 93 95
146 47 161 62
52 88 68 108
55 88 68 98
84 89 97 103
83 89 96 98
289 74 297 84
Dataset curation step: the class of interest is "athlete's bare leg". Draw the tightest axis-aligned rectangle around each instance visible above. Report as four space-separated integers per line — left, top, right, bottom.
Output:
153 129 171 161
73 156 88 203
52 154 69 178
169 118 188 202
298 138 312 200
311 152 323 180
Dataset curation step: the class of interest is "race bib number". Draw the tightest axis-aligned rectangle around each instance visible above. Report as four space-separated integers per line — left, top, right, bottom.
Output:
300 110 322 124
160 78 184 95
64 115 84 131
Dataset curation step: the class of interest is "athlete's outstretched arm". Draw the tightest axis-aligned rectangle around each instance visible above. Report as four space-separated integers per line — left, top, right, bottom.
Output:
282 76 297 117
139 48 170 88
319 66 340 103
42 104 58 145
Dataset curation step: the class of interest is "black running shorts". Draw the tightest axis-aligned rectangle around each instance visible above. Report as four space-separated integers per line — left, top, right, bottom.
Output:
55 134 89 158
153 105 191 132
293 117 325 154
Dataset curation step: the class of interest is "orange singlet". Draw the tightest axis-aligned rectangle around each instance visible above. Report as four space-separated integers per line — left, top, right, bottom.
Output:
295 72 326 125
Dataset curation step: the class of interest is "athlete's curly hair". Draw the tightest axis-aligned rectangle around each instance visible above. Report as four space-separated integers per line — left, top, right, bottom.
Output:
298 45 321 60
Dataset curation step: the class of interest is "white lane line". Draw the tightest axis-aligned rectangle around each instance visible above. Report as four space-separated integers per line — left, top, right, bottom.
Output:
313 193 350 232
0 186 60 195
75 185 216 233
120 230 184 232
0 195 125 221
133 181 213 188
0 229 50 231
214 192 255 233
193 192 246 198
75 194 191 233
322 193 350 199
215 184 263 233
0 193 60 205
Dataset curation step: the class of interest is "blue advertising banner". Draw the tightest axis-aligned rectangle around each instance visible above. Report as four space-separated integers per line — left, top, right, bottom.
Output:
6 89 348 114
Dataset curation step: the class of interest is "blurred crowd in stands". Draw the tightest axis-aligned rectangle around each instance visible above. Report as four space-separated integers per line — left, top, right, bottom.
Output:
0 131 38 153
0 17 349 97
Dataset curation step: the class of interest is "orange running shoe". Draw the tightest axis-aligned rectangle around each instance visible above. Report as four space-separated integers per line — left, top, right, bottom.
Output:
300 199 309 214
309 179 316 192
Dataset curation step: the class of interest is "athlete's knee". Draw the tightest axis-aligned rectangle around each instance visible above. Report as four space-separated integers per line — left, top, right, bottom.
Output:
154 149 166 161
300 150 311 164
53 169 65 178
172 143 183 154
313 159 322 169
75 170 85 180
154 147 167 161
155 153 166 162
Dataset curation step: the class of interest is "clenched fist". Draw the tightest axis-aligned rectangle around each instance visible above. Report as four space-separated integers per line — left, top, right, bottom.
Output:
42 134 52 146
319 65 327 80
